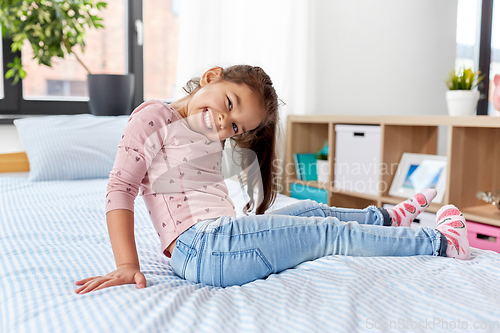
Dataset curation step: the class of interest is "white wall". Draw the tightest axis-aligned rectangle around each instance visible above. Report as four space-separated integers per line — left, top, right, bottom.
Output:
313 0 457 116
0 125 25 154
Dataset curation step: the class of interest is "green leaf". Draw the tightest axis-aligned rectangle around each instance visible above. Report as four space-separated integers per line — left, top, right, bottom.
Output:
11 41 23 51
19 68 27 79
5 68 15 79
96 2 107 10
446 66 484 90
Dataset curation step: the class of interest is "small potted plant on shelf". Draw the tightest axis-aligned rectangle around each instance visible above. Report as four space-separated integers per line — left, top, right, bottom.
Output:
316 140 329 184
1 1 135 116
445 66 485 116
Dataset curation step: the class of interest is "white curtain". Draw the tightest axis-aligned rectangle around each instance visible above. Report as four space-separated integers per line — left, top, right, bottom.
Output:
174 0 315 122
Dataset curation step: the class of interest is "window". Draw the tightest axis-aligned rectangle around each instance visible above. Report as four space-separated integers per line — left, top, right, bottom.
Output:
456 0 481 70
455 0 498 115
1 0 179 116
143 0 181 101
488 0 500 114
47 80 88 97
21 0 127 100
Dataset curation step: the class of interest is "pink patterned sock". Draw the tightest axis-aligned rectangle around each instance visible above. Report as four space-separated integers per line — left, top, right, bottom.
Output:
435 205 470 260
388 188 437 227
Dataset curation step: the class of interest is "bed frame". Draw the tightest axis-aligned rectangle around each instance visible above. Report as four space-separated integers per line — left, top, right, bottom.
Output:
0 152 30 173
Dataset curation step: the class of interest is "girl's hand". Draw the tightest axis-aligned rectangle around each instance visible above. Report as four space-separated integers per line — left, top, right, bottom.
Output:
75 264 146 294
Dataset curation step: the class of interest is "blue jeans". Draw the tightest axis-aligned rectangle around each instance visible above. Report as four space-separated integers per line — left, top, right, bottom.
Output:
170 200 446 287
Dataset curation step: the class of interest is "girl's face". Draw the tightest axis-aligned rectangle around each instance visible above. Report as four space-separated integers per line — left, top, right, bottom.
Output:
178 68 266 142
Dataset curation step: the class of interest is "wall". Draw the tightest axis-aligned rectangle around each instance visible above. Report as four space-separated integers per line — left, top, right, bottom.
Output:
0 125 24 154
314 0 457 116
0 1 457 155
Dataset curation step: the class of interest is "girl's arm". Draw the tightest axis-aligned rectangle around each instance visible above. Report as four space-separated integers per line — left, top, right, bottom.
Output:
107 209 141 267
75 209 147 294
76 102 170 294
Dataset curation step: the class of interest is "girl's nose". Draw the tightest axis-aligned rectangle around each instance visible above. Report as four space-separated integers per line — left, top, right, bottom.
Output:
217 112 227 130
215 112 233 140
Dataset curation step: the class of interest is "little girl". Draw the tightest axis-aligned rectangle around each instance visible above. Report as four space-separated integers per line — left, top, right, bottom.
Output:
76 65 470 293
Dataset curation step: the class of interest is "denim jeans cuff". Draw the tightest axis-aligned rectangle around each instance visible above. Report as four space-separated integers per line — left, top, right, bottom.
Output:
377 207 391 226
436 230 448 257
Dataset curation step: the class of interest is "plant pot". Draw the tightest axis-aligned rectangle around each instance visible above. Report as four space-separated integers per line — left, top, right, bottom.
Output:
88 74 135 116
316 159 329 183
445 90 480 116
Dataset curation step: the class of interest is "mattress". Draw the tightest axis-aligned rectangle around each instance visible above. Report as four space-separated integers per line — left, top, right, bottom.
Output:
1 175 500 332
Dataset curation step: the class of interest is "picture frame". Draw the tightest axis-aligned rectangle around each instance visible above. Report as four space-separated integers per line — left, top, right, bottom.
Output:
389 153 447 204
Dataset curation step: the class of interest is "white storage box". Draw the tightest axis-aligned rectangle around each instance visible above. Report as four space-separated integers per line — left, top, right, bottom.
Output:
334 125 381 195
383 204 436 229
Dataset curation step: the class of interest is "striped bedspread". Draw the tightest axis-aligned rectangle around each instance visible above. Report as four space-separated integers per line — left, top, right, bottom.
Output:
1 176 500 332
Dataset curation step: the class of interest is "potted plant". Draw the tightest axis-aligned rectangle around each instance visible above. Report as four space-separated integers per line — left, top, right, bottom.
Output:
316 140 329 184
0 1 134 116
445 66 485 116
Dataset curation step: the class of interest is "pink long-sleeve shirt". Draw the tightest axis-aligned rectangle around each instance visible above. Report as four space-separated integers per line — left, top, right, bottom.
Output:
105 100 236 257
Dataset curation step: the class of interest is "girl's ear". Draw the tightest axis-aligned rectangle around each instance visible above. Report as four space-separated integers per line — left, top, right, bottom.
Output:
495 74 500 85
200 67 223 87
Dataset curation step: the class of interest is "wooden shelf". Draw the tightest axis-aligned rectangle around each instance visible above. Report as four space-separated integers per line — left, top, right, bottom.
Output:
461 205 500 227
287 114 500 127
380 196 406 205
284 115 500 226
332 187 379 202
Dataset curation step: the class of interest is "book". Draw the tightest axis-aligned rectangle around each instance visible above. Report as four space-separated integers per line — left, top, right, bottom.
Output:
293 153 318 181
291 183 328 204
293 154 303 180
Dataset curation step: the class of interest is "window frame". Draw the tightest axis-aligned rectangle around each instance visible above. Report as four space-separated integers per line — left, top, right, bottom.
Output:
0 0 144 124
477 0 494 115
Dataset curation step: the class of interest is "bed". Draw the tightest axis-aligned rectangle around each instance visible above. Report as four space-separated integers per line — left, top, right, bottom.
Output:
2 114 500 332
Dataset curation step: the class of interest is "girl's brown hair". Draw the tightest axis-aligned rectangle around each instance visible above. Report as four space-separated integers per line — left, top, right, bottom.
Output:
184 65 280 214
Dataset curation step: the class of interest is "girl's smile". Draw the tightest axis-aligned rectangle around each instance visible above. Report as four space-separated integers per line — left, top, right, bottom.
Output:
202 108 214 131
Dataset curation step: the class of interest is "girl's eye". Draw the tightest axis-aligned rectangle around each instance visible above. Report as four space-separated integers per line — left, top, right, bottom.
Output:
227 97 233 111
232 123 238 133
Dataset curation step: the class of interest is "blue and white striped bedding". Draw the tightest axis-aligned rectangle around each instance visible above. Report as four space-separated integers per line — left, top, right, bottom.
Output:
2 175 500 332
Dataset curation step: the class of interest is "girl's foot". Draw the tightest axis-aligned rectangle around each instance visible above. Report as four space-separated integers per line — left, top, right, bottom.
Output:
435 205 470 260
388 188 437 227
